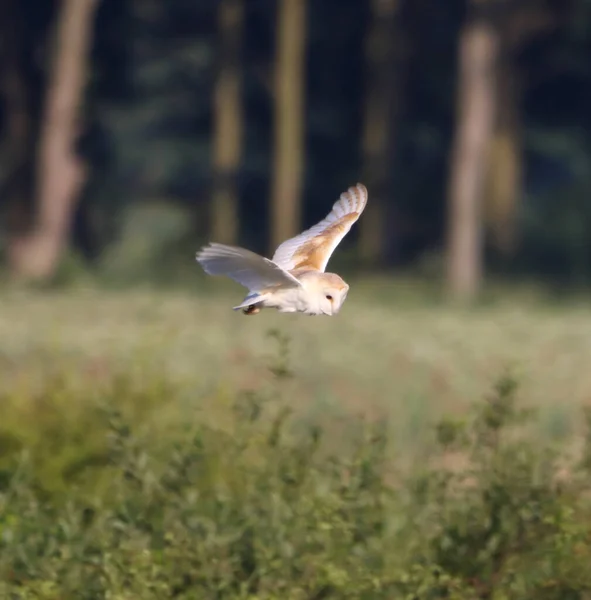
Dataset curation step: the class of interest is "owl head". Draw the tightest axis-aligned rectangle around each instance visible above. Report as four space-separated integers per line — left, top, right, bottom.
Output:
299 271 349 315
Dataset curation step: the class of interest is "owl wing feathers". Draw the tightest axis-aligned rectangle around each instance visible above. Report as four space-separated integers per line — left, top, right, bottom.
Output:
271 183 368 273
196 242 302 292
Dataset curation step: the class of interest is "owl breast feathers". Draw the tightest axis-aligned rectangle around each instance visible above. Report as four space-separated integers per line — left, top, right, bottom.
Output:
195 183 368 316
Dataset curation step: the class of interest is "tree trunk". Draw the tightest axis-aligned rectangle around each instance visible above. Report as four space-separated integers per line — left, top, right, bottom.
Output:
483 0 557 260
211 0 243 245
0 0 34 235
446 3 499 301
8 0 99 281
484 52 522 257
359 0 403 265
270 0 307 253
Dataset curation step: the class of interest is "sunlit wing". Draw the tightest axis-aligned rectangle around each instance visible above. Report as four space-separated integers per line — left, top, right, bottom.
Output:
196 243 302 291
271 183 368 272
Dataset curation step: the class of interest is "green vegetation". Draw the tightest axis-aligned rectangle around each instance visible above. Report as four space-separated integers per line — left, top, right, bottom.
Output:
2 287 591 598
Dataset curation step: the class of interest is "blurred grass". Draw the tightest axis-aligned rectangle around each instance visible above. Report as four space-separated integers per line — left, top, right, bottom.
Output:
1 278 591 454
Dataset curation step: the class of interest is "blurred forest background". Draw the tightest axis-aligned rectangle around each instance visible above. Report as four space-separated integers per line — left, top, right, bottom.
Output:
1 0 591 299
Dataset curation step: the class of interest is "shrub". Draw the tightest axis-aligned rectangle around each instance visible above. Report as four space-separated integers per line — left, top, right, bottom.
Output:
1 351 591 598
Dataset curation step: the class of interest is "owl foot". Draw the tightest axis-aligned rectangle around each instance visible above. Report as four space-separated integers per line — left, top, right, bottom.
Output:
243 304 261 315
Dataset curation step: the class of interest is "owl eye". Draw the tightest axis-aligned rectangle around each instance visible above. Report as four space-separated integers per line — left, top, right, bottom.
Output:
325 295 333 301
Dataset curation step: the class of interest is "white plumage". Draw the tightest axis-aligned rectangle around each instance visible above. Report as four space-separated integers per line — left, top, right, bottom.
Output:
195 183 368 316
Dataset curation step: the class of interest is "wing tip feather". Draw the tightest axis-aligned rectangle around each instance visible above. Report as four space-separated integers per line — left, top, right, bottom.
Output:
195 242 243 262
336 182 368 215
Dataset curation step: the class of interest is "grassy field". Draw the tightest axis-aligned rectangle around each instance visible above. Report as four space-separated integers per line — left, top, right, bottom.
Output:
2 281 591 443
2 280 591 598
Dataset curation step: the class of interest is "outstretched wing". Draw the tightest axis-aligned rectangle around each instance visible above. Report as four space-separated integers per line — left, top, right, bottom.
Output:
272 183 368 272
196 243 302 292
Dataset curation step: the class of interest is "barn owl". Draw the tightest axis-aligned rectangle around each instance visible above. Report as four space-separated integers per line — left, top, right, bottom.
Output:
195 183 368 316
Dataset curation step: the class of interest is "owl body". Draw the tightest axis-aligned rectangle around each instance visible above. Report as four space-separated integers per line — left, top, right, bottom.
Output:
196 184 367 317
236 270 350 316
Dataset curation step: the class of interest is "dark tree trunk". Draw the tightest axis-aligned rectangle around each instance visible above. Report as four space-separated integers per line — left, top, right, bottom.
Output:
0 0 34 236
211 0 244 245
359 0 405 266
484 51 521 257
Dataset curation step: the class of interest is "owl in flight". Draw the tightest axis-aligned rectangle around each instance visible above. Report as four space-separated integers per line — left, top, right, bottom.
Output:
195 183 368 316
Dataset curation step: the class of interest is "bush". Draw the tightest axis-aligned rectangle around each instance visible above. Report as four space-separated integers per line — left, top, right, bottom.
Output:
1 349 591 599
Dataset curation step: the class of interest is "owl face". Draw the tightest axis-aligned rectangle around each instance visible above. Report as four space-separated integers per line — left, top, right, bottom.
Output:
318 282 349 315
298 270 349 315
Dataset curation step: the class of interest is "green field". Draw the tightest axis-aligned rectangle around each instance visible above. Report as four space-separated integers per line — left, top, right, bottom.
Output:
2 282 591 598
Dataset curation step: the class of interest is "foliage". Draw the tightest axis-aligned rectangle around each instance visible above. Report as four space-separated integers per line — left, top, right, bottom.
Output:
1 338 591 598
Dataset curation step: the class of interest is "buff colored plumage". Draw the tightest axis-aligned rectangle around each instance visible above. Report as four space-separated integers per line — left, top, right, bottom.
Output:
195 183 368 316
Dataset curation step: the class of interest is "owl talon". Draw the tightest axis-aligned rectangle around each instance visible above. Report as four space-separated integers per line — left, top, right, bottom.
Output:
243 304 261 315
